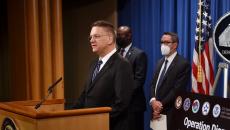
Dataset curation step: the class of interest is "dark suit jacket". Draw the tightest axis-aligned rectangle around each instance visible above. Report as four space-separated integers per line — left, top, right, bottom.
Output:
125 46 147 112
151 53 190 127
73 52 134 130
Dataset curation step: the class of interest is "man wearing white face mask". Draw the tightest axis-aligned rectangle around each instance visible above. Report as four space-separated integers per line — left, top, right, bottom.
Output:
150 32 190 129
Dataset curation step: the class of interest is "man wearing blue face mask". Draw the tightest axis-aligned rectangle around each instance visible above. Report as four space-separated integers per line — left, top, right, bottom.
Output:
150 32 191 129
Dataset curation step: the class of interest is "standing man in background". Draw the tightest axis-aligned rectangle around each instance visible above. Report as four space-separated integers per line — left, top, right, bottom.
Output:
117 26 148 130
73 20 134 130
150 32 190 129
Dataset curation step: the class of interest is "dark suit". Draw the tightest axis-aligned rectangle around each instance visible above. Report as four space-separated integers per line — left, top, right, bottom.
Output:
151 53 190 128
124 46 147 130
73 52 134 130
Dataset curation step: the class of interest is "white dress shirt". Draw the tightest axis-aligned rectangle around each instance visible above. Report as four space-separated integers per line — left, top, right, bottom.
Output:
98 48 117 71
150 51 177 103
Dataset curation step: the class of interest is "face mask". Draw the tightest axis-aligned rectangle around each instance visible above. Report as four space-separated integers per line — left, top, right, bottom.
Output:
161 44 171 55
116 37 130 48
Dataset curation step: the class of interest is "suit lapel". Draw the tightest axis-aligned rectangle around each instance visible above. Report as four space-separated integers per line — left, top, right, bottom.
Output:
156 58 165 78
86 53 116 92
125 46 133 60
161 54 178 83
85 60 97 90
91 59 113 84
156 55 179 94
151 58 164 97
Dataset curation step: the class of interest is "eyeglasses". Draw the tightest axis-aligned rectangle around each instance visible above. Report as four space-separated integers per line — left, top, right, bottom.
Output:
88 34 109 41
160 41 174 45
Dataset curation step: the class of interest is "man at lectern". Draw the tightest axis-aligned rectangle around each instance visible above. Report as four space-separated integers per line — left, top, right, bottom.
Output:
73 20 134 130
150 32 190 129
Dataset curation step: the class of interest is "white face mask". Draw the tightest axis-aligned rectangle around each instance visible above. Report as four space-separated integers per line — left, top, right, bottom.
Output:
161 44 171 55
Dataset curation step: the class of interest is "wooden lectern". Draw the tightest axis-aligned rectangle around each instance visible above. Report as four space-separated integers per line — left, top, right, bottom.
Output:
0 99 111 130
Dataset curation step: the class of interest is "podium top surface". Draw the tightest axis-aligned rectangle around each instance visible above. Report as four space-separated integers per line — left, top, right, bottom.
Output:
0 99 112 119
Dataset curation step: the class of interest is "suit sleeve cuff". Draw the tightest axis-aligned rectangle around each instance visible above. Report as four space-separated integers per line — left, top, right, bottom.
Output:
149 97 156 105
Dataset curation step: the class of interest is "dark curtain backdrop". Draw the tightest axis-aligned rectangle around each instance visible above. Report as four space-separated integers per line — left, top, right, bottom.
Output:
118 0 230 130
0 0 10 101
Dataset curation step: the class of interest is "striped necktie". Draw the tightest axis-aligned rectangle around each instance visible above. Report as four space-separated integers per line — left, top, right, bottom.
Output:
92 60 103 82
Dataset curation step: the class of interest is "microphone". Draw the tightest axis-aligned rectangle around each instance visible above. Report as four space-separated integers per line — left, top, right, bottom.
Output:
48 77 62 94
34 77 62 109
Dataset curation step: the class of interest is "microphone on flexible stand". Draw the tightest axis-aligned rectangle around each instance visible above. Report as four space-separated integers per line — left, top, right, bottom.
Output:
34 77 62 109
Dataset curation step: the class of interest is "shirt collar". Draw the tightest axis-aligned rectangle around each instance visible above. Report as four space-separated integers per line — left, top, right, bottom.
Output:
165 51 177 63
99 48 117 66
124 43 132 52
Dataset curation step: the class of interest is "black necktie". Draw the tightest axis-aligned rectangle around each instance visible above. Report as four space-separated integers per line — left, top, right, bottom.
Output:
156 59 168 93
92 60 103 82
120 48 125 57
